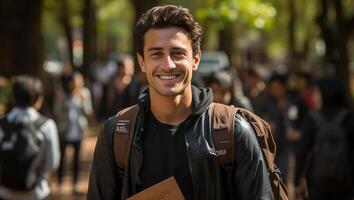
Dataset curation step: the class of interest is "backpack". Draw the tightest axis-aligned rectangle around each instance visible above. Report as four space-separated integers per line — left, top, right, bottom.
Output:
113 103 288 200
310 110 352 192
0 115 47 190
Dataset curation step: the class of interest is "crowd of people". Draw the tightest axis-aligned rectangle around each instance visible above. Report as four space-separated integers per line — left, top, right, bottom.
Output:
0 4 353 200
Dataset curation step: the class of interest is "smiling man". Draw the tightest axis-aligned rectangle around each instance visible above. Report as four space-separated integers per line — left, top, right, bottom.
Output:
87 5 274 200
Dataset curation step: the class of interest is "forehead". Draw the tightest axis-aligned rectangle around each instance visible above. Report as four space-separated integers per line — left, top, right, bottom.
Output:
143 27 192 50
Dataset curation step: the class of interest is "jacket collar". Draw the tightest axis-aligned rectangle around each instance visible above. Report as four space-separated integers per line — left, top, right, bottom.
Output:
6 107 40 123
137 85 213 122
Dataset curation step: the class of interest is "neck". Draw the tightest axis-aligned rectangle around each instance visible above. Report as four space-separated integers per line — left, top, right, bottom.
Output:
149 87 193 125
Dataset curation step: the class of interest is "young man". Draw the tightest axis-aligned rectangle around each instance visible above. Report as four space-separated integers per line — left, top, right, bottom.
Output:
87 5 273 200
0 75 60 200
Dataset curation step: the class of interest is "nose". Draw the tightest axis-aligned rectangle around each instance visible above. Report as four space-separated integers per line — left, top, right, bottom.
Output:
162 55 176 70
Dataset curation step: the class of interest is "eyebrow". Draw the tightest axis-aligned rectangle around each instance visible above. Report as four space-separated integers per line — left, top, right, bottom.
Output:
171 47 187 52
147 46 188 52
147 47 163 52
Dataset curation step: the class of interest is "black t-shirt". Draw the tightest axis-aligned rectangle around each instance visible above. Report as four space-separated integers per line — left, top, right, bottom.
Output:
138 112 194 200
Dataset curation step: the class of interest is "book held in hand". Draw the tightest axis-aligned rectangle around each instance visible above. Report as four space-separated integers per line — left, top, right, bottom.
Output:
127 177 185 200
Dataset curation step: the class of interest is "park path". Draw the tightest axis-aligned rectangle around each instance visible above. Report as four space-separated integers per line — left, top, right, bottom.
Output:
49 135 97 200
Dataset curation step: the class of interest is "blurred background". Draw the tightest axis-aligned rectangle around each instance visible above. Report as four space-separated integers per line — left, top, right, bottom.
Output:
0 0 353 199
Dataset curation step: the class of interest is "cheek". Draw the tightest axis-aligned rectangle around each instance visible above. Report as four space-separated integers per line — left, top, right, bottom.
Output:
176 58 193 68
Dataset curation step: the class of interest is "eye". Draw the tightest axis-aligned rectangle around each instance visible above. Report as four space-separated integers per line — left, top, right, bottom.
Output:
150 52 163 58
171 51 185 59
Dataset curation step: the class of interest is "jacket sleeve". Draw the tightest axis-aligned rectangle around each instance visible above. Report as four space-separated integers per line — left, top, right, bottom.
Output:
233 114 274 200
42 119 60 172
87 116 122 200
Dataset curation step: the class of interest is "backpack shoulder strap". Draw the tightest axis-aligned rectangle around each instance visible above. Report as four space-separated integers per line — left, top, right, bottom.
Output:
210 103 237 199
311 109 349 128
209 103 237 168
33 115 48 130
113 104 140 169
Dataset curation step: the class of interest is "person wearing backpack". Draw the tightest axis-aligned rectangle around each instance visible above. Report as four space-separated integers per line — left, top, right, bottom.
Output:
295 76 354 200
0 75 61 200
87 5 287 200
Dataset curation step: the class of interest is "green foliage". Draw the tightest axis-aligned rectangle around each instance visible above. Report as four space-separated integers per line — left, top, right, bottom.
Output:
42 0 135 59
196 0 276 30
40 0 353 75
266 0 319 58
342 0 354 18
97 0 134 53
42 0 64 59
42 0 85 59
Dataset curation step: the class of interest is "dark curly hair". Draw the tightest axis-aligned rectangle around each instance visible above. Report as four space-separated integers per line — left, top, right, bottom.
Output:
135 5 202 57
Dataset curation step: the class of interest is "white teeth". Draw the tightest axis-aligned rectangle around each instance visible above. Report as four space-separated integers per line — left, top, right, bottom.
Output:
158 75 179 80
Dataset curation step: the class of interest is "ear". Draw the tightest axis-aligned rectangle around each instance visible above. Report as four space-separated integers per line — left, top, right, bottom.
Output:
192 50 201 71
33 95 44 110
137 53 146 73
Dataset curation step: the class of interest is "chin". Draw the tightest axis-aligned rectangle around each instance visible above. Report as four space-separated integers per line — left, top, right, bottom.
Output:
158 90 181 97
158 87 186 97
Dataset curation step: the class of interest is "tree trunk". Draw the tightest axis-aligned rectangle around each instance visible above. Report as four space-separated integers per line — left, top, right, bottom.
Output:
218 25 235 65
333 0 352 107
288 0 297 71
59 0 75 69
82 0 97 78
317 0 354 107
130 0 160 56
0 0 43 77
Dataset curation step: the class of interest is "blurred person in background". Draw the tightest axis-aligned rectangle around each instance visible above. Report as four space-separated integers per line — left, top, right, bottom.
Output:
265 72 308 183
295 76 354 200
106 55 145 117
91 54 117 120
243 68 269 115
295 71 315 110
0 75 60 200
54 71 93 194
205 70 253 111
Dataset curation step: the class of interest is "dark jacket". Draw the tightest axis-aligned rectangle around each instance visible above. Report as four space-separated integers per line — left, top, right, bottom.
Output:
87 86 273 200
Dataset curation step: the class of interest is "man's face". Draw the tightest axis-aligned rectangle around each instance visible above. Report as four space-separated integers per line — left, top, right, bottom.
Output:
137 27 201 97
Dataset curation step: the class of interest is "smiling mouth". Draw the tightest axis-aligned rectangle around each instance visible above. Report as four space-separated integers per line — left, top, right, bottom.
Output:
156 74 181 80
